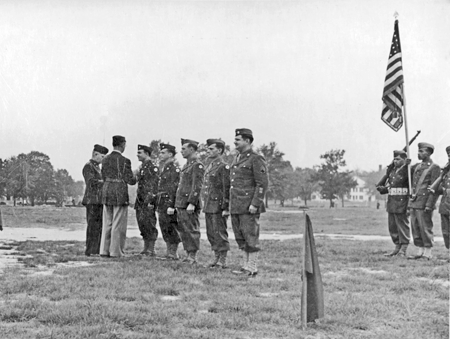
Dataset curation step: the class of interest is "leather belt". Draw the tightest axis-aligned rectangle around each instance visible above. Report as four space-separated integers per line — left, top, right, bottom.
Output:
105 178 123 183
388 187 409 195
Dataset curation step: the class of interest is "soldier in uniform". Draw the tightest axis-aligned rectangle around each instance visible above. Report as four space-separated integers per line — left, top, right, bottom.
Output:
229 128 268 276
175 138 205 264
376 150 410 257
202 139 231 268
156 143 182 260
100 135 137 258
82 144 109 256
134 144 159 256
429 146 450 250
407 142 441 260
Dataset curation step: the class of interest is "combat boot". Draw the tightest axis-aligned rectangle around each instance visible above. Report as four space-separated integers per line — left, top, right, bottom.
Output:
148 240 156 257
140 240 151 255
217 251 228 269
407 247 424 260
208 251 220 268
396 244 408 257
246 252 259 277
232 251 251 275
422 247 432 260
167 243 179 260
384 244 401 257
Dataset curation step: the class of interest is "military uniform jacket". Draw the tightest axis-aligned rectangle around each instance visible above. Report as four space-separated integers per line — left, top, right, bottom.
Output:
175 157 204 208
202 157 231 214
383 165 409 214
229 149 269 214
82 160 103 205
101 151 136 206
135 159 159 209
436 171 450 215
156 160 180 212
409 161 440 209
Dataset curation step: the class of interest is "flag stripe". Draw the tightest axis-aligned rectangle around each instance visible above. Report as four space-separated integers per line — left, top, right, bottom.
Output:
381 20 404 132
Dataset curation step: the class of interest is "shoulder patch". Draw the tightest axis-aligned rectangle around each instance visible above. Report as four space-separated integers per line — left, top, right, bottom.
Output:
154 168 158 172
176 168 180 172
198 165 203 169
225 165 230 169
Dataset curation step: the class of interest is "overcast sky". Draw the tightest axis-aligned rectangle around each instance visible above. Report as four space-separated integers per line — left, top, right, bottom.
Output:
0 0 449 181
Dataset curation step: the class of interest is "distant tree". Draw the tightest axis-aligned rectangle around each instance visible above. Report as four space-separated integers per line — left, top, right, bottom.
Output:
71 180 85 199
312 149 357 207
52 169 75 207
257 142 292 207
2 155 29 205
25 151 55 206
290 167 319 206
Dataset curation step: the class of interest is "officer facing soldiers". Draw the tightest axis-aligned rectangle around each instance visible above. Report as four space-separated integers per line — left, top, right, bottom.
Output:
230 128 268 276
376 150 410 257
175 139 205 264
429 146 450 251
134 144 159 256
82 144 109 256
408 142 441 260
156 143 182 260
202 139 231 268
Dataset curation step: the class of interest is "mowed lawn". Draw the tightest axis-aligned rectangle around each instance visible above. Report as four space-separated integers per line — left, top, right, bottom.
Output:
0 205 448 338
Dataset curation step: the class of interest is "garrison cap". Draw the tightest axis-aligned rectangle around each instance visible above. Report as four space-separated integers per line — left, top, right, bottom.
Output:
206 138 225 147
160 143 176 153
93 144 109 155
112 135 126 146
138 144 152 155
181 138 199 146
446 146 450 153
235 128 253 137
418 142 434 154
393 150 407 159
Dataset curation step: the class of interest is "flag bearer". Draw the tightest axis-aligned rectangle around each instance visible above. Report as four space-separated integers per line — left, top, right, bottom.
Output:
376 150 410 257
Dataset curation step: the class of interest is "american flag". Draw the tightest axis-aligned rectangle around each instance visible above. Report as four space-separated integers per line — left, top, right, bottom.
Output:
381 20 404 132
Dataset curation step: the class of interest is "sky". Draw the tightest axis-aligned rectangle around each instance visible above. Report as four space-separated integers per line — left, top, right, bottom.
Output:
0 0 449 181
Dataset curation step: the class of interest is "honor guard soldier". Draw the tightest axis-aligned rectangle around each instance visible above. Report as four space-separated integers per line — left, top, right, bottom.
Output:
175 138 205 264
202 139 231 268
407 142 441 260
429 146 450 251
376 150 410 257
100 135 137 258
156 143 182 260
82 144 109 256
230 128 268 276
134 144 159 256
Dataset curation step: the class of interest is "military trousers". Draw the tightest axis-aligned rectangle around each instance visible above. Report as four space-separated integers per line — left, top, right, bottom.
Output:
387 212 410 245
85 204 103 255
410 208 434 248
231 213 260 253
135 205 158 241
176 208 201 252
441 214 449 249
100 205 128 257
158 210 181 245
205 213 230 252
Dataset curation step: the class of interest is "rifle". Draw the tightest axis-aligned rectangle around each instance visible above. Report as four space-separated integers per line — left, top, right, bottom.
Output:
429 161 450 193
375 130 421 188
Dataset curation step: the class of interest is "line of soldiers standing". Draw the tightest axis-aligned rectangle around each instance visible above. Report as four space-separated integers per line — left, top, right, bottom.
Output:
376 143 450 260
82 128 268 276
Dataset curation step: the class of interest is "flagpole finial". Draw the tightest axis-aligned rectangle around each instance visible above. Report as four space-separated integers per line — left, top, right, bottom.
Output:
394 11 399 19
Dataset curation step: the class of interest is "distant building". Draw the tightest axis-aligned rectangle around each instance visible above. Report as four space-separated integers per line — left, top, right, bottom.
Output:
348 176 374 202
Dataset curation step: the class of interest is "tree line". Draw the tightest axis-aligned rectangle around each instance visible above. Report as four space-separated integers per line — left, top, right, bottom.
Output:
0 143 377 208
0 151 84 206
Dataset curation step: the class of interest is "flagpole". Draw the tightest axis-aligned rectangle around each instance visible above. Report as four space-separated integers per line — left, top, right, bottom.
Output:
402 86 412 194
301 209 308 330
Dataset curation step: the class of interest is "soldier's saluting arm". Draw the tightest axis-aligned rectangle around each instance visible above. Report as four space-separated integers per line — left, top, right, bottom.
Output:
250 154 269 208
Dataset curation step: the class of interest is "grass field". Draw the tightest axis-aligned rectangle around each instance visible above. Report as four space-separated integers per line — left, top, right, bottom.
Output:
0 205 448 338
